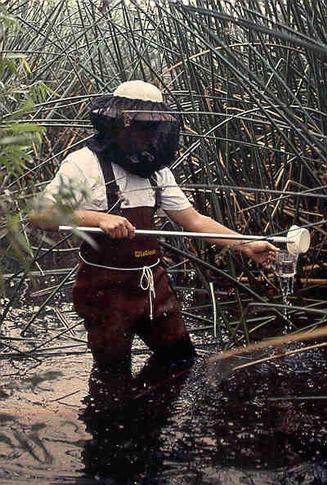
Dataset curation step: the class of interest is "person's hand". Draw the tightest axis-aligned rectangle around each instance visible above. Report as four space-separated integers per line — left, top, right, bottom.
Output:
241 241 279 268
99 214 135 239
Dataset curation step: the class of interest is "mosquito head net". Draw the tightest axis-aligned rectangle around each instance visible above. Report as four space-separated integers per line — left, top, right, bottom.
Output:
87 81 181 178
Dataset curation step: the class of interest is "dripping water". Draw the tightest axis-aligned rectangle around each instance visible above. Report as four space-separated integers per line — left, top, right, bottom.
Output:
274 251 298 330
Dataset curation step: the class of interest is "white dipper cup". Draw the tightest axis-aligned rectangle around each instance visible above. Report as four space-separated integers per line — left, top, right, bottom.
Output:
286 225 311 255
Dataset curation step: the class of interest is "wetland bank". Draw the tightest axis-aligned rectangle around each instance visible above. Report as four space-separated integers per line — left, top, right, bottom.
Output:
1 1 326 484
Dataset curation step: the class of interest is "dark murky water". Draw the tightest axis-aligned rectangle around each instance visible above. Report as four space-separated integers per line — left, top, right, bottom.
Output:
0 273 326 484
1 345 326 485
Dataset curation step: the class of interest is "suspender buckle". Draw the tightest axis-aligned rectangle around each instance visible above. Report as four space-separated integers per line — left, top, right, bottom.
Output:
122 112 131 127
117 190 128 204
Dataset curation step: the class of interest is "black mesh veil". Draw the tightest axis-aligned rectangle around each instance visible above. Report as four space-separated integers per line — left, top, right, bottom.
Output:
86 95 181 178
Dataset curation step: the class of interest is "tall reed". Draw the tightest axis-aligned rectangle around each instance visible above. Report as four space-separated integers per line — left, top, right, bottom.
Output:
1 0 326 347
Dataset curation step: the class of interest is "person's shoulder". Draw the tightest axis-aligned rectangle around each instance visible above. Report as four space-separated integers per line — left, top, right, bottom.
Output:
64 146 98 166
61 147 100 179
156 167 178 185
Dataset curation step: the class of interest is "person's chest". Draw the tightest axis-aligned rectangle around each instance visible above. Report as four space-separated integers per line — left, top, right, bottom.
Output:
111 163 156 209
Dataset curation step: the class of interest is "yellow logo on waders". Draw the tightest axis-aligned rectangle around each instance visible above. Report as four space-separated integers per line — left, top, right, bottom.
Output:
134 249 157 258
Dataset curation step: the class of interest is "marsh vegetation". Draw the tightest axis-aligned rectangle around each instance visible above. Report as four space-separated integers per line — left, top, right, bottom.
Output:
0 1 326 483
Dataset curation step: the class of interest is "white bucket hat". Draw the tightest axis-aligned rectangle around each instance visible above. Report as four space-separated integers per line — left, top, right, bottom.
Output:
90 79 177 124
113 80 163 102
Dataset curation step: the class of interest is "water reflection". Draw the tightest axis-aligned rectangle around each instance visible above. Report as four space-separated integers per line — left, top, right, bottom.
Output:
80 356 192 483
181 349 327 482
0 346 326 484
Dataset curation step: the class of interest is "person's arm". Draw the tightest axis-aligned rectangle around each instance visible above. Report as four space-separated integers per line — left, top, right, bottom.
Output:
29 150 135 239
29 206 135 239
166 207 249 248
165 207 278 267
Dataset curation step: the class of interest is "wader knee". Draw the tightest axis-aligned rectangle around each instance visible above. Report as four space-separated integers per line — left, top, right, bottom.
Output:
87 332 132 373
154 335 197 369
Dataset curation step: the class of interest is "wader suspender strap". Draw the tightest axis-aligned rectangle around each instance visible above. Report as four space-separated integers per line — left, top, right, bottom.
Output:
97 158 121 211
149 174 162 210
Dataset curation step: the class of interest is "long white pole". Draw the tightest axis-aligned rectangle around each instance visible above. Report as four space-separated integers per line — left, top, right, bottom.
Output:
58 225 290 244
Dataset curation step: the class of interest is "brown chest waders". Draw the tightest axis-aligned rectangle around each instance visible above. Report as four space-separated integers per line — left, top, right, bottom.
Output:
72 160 195 370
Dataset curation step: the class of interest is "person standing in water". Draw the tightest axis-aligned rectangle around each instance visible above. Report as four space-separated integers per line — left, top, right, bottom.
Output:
30 80 278 372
